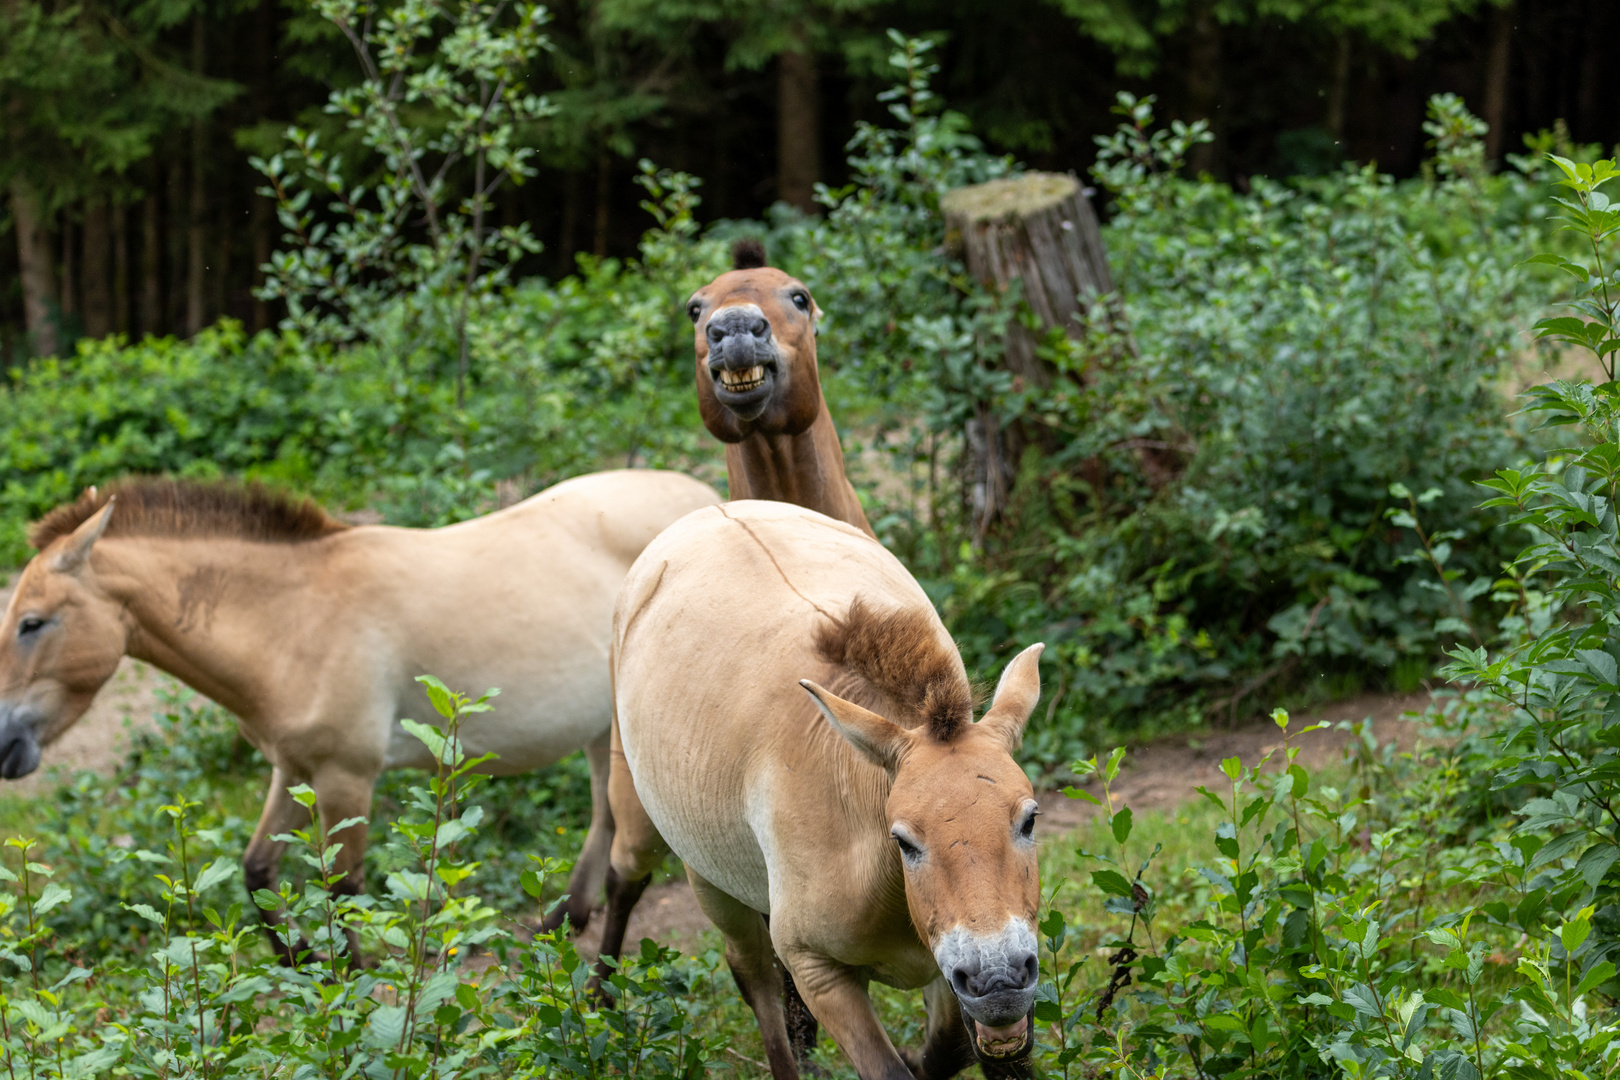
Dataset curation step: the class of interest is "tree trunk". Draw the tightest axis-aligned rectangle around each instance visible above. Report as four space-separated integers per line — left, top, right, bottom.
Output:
59 219 76 327
251 192 272 331
593 150 611 258
250 0 275 332
1185 0 1221 175
777 37 821 213
558 167 581 276
140 169 164 335
10 178 59 357
941 172 1125 535
82 196 112 338
1482 1 1513 162
186 14 209 335
942 172 1121 387
168 158 186 330
113 200 130 334
1326 36 1351 144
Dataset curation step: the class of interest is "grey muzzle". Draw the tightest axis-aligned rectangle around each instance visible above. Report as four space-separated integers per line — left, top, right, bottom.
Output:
0 706 43 780
934 919 1040 1027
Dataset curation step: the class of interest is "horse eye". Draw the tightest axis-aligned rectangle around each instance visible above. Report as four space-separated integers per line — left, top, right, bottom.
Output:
17 617 45 638
687 302 702 324
1019 810 1038 840
892 830 922 861
791 293 810 313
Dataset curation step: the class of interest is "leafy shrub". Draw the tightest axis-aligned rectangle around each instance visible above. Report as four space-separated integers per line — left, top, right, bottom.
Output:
1018 148 1620 1080
0 33 1561 766
0 678 719 1079
776 84 1560 765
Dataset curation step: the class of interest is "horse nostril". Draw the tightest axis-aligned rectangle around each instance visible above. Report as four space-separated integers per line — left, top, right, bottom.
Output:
1019 952 1038 989
707 323 727 344
951 967 973 996
750 317 770 339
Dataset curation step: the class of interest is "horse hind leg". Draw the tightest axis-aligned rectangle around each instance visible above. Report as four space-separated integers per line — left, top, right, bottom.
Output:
688 869 799 1080
540 731 614 934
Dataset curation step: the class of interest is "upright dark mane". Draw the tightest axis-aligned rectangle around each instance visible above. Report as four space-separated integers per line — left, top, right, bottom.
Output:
731 237 768 270
815 597 976 742
28 478 349 551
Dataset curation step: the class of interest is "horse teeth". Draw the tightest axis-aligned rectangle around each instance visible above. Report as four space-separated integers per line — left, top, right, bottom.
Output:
719 366 765 390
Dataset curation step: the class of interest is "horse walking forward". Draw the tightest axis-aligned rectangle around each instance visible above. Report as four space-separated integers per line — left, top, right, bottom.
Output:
607 501 1045 1080
0 471 719 956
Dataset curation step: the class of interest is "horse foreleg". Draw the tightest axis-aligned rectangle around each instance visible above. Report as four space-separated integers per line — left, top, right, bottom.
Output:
244 767 309 965
540 731 614 934
597 711 666 977
689 870 799 1080
911 977 974 1080
775 949 913 1080
312 764 376 966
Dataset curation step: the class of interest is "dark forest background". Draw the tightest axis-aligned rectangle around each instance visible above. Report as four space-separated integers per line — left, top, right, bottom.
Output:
1 0 1612 360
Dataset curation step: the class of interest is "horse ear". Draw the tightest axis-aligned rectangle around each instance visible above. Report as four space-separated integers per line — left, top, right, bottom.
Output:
800 679 914 774
979 643 1044 753
52 497 116 574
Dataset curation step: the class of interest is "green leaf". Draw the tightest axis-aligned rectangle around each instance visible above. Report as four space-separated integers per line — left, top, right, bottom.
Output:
193 858 238 895
417 674 458 719
1091 869 1134 898
1111 806 1133 845
1576 960 1617 997
1105 746 1126 783
122 902 165 926
1561 906 1595 954
1062 785 1102 806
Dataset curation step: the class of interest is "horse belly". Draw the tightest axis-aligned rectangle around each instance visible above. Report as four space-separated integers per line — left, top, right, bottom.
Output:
620 698 773 913
385 666 611 773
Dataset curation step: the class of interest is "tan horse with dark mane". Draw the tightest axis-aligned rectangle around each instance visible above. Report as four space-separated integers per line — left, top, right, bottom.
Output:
606 501 1044 1080
0 471 718 957
687 239 873 536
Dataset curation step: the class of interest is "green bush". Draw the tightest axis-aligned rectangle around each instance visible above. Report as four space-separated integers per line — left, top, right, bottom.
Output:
0 35 1562 765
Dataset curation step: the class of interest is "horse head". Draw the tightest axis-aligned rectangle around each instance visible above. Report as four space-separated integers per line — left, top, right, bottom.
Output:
0 498 126 779
802 642 1046 1067
687 239 825 442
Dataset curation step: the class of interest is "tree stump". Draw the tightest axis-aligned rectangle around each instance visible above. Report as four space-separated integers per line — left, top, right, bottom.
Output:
940 172 1124 536
941 171 1120 387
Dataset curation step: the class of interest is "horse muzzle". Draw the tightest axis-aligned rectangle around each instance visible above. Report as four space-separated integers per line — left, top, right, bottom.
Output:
936 920 1040 1060
0 704 43 780
706 307 781 420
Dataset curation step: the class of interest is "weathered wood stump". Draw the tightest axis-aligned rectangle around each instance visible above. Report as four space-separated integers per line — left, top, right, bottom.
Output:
941 171 1120 387
940 172 1126 536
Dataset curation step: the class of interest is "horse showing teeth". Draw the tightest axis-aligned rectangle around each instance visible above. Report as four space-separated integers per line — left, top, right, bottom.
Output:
719 366 765 389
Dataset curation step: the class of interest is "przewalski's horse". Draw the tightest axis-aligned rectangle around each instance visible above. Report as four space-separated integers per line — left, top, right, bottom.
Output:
0 471 719 958
607 501 1045 1080
687 240 874 536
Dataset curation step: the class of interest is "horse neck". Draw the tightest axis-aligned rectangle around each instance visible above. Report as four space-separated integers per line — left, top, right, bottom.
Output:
92 536 326 723
726 402 874 536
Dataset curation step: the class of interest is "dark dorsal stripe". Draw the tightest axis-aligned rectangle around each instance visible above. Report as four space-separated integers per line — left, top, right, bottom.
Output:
29 477 348 551
814 596 976 742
